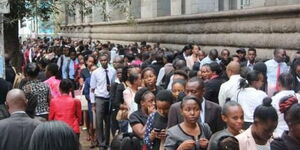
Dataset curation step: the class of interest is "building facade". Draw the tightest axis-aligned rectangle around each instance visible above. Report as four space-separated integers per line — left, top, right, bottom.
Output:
59 0 300 58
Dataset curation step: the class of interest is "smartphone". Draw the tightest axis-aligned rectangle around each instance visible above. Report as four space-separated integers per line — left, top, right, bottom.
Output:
154 128 161 132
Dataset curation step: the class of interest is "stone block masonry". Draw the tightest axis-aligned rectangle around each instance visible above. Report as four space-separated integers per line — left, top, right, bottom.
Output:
59 5 300 59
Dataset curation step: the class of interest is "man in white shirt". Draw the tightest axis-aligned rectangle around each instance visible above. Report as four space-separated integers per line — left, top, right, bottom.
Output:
218 62 242 107
90 54 116 150
265 49 289 96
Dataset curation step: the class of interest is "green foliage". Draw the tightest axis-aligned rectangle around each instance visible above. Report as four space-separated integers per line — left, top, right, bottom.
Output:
4 0 132 25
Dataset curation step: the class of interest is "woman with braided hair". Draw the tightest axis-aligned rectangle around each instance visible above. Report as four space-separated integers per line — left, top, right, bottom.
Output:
271 73 300 137
271 96 300 150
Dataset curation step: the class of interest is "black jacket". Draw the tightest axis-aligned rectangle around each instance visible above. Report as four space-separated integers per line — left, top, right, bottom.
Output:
204 76 226 104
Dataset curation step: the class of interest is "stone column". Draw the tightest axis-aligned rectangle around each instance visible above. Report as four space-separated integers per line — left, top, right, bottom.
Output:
84 2 93 23
171 0 182 16
141 0 170 18
130 0 141 18
92 3 105 22
185 0 218 14
108 1 126 21
75 4 82 24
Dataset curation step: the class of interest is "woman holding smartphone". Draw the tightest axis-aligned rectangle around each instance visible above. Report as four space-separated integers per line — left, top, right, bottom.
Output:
144 90 174 150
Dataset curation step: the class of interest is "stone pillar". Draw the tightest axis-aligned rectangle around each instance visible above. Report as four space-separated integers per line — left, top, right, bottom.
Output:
185 0 218 14
84 2 93 23
130 0 141 18
92 3 105 22
171 0 182 16
141 0 170 18
75 4 82 24
108 2 126 21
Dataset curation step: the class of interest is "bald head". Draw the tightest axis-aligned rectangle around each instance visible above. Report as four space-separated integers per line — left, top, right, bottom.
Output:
226 62 241 77
6 89 27 113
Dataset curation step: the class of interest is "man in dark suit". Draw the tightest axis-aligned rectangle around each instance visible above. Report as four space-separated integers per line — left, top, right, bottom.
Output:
167 77 224 133
0 89 40 150
240 48 257 70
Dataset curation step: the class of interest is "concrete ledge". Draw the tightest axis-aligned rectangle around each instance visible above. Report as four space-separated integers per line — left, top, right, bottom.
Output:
59 5 300 59
61 4 300 26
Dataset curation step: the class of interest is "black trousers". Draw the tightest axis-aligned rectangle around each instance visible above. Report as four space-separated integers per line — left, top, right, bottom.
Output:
95 98 111 149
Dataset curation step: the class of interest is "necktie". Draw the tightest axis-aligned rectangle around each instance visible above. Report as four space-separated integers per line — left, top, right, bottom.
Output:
105 69 110 92
275 63 280 91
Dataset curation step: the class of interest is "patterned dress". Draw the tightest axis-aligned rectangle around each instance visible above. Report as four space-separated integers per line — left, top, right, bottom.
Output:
22 80 50 116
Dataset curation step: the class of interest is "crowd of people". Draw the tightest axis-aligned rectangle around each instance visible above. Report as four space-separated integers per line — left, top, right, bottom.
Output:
0 36 300 150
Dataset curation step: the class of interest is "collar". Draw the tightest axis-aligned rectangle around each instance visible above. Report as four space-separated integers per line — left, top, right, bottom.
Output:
247 60 255 66
210 75 219 80
11 111 26 115
229 74 241 80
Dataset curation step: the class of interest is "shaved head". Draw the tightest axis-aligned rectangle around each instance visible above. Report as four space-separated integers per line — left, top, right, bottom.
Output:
6 89 27 113
226 62 241 77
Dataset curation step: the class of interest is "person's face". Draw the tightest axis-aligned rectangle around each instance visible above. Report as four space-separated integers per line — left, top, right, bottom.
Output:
134 74 142 87
143 70 157 87
113 58 123 68
86 57 95 68
156 101 171 118
185 49 192 56
192 46 200 55
296 66 300 76
116 68 122 80
63 48 69 56
92 51 99 59
70 52 76 60
200 66 213 80
248 51 256 62
222 106 244 135
141 93 155 110
185 81 204 102
99 55 108 69
172 83 185 98
275 50 286 63
254 120 278 142
78 55 84 64
198 51 206 61
221 50 230 60
181 100 200 124
253 73 265 89
237 52 246 59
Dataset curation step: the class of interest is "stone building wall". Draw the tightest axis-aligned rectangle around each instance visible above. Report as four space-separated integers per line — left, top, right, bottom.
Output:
59 1 300 58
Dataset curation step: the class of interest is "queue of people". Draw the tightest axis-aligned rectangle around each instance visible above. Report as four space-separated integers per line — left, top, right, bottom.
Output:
0 37 300 150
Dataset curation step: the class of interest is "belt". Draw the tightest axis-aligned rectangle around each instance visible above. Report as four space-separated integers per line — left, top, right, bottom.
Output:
95 96 110 100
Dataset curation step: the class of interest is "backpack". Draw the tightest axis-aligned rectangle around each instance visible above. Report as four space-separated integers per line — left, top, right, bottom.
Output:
12 67 25 88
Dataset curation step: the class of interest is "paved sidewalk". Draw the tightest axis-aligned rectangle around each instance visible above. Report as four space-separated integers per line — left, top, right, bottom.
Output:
80 128 97 150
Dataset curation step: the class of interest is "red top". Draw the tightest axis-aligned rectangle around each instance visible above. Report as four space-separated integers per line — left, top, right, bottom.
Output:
49 95 82 133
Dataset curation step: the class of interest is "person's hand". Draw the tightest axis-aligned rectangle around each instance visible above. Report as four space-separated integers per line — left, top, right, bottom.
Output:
157 129 167 140
119 104 127 110
150 130 158 141
92 104 96 112
199 138 209 149
177 140 195 150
